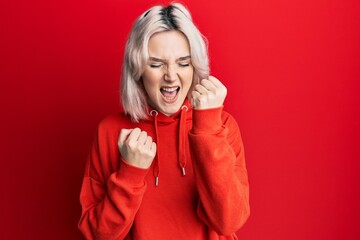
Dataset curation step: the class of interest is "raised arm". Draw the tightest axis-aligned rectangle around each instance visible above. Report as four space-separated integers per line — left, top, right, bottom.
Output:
189 107 250 236
190 76 250 235
78 124 155 240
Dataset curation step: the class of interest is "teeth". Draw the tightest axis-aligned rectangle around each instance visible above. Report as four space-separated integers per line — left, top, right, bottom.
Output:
161 87 178 92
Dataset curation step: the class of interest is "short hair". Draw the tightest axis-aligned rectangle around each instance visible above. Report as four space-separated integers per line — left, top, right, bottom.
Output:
120 3 209 122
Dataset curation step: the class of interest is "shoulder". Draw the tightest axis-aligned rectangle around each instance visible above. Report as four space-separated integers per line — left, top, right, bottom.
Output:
97 111 134 135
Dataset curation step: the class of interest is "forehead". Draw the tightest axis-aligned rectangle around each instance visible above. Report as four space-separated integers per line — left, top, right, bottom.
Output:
148 30 190 59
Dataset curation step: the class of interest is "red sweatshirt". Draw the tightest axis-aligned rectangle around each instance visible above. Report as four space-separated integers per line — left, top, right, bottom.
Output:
78 100 250 240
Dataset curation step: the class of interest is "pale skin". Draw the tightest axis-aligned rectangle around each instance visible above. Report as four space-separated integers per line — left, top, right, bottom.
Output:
118 30 227 169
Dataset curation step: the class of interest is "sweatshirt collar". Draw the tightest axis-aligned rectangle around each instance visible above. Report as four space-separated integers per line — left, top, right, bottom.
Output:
146 98 192 124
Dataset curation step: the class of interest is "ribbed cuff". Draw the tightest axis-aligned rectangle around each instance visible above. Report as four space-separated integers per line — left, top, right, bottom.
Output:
115 159 149 187
192 106 223 134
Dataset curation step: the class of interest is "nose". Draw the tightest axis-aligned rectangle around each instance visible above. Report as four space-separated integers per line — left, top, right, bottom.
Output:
164 64 177 82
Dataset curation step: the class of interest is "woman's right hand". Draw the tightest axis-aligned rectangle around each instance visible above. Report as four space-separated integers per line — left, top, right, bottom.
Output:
118 128 157 169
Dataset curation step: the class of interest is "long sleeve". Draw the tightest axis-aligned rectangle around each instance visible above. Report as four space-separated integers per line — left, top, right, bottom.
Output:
189 107 250 236
78 121 149 240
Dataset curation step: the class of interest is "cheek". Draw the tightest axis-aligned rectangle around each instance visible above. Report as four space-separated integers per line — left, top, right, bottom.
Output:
142 71 161 91
182 69 194 87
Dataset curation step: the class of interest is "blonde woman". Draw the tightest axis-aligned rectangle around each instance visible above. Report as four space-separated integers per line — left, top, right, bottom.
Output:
78 3 250 239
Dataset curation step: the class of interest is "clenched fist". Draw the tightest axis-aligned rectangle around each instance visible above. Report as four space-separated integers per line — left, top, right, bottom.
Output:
118 128 157 169
191 76 227 110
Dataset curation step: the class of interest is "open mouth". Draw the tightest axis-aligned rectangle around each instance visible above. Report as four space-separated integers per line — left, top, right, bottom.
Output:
160 86 180 102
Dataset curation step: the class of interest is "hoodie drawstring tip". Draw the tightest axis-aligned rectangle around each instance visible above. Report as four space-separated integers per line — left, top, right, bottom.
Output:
155 176 159 186
181 167 186 176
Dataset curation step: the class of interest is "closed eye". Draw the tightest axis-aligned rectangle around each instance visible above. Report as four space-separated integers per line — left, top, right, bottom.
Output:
178 63 190 67
150 64 163 68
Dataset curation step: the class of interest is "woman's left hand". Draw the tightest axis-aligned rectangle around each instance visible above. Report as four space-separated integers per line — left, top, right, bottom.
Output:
191 76 227 110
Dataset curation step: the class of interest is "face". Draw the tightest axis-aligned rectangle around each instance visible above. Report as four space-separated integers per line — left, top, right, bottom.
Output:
142 30 194 116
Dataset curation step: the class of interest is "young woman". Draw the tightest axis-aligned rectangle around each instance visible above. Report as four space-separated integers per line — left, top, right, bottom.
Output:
78 3 250 239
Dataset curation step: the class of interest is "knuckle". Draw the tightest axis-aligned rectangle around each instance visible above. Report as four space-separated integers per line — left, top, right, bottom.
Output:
128 141 136 149
198 97 206 105
200 95 207 100
120 128 127 133
222 86 228 93
138 147 146 155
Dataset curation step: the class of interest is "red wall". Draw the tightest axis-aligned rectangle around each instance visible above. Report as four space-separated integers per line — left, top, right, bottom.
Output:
1 0 359 239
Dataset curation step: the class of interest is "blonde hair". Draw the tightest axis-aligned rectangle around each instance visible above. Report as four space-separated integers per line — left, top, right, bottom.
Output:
121 3 209 122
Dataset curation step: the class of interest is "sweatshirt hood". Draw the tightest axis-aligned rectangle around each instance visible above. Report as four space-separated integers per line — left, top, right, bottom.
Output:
146 99 192 186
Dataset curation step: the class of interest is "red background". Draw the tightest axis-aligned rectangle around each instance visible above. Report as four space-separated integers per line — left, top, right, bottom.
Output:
1 0 359 239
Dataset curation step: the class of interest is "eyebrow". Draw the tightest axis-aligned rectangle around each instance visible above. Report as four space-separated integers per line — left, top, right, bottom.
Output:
149 56 191 63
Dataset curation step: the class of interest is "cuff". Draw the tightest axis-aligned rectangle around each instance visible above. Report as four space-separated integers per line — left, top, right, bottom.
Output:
191 106 224 134
115 159 149 187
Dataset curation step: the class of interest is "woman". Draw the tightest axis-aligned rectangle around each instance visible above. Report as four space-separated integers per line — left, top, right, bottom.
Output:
78 3 250 240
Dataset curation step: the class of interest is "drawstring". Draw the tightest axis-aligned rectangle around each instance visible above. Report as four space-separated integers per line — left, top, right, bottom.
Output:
149 104 189 186
150 110 160 187
179 105 188 176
